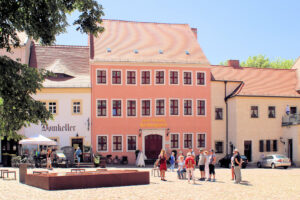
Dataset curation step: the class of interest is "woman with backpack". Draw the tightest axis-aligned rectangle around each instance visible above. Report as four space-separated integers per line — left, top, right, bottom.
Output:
158 149 167 181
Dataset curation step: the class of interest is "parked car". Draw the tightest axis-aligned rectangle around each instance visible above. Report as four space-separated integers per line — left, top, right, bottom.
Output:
257 154 291 169
218 154 248 168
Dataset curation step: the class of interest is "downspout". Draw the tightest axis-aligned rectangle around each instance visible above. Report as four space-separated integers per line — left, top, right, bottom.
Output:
224 81 228 155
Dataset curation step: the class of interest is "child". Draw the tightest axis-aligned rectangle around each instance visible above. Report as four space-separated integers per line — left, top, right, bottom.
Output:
185 152 196 184
177 155 185 179
169 152 175 172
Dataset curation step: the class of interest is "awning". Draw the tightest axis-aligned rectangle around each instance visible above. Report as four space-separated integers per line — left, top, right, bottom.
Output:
19 135 57 146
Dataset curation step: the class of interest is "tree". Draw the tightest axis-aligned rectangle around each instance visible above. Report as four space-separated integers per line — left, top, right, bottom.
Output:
0 0 105 139
220 55 294 69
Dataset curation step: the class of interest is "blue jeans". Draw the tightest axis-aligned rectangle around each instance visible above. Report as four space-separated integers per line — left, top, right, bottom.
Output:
177 169 185 179
170 163 175 171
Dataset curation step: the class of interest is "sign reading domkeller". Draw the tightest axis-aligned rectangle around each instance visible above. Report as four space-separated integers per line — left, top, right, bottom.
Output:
42 124 76 132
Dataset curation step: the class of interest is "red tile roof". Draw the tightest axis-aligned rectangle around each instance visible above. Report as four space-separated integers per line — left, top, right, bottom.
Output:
211 65 300 97
91 19 210 64
30 44 90 88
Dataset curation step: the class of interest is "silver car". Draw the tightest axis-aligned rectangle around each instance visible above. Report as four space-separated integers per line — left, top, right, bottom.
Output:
257 154 291 169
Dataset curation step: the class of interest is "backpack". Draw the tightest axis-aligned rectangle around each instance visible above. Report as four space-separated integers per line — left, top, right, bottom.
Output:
187 159 193 168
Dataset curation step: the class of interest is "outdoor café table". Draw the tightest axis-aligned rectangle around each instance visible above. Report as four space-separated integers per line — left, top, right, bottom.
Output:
2 171 16 180
0 169 9 178
33 171 49 175
71 168 85 173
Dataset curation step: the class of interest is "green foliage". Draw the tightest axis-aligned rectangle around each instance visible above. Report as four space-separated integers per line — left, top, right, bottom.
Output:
0 0 104 51
220 55 295 69
0 56 53 140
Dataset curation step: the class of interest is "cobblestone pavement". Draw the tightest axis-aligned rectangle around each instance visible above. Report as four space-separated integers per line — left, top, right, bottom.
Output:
0 167 300 200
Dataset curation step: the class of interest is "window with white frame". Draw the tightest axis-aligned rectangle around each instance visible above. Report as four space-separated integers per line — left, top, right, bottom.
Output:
127 100 136 117
156 99 165 115
170 134 179 148
98 136 108 151
97 69 107 84
141 100 151 116
197 133 206 148
197 72 205 85
49 102 57 114
113 136 122 151
170 99 179 116
183 71 192 85
184 133 193 148
72 101 81 114
141 71 151 84
184 100 192 115
169 71 179 85
197 100 205 116
112 70 122 84
112 100 122 117
127 136 137 151
97 100 107 117
155 70 164 84
127 71 136 85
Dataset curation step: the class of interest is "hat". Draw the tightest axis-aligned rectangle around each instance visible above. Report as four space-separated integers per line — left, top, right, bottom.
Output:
187 152 191 157
199 148 204 151
234 148 238 152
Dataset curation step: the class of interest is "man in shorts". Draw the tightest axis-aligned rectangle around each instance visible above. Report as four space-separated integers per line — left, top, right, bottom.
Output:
198 148 206 181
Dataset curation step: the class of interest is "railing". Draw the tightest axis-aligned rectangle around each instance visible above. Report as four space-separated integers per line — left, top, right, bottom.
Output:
282 114 300 126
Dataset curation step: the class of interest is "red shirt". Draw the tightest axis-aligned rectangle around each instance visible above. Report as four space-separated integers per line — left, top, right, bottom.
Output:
185 157 195 168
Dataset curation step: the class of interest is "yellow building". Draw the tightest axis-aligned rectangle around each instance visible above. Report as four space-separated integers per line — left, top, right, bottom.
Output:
211 60 300 166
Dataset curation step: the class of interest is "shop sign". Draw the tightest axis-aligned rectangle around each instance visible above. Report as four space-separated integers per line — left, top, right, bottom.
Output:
42 124 76 132
140 118 167 128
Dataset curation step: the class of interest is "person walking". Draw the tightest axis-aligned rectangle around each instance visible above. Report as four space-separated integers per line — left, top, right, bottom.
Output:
169 152 175 172
198 148 206 181
74 147 82 167
233 149 242 184
177 155 185 179
46 148 53 170
159 149 167 181
185 152 196 184
208 149 216 182
204 150 210 180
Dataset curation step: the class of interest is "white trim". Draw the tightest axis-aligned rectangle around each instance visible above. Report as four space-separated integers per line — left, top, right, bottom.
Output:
183 70 193 86
140 70 152 85
196 71 206 86
111 69 123 85
96 99 108 118
96 135 109 152
111 99 123 118
96 69 108 85
196 132 207 149
154 69 166 85
126 135 138 152
169 70 180 85
112 135 123 152
169 98 180 116
126 99 138 118
183 99 194 116
140 99 152 117
170 133 180 149
183 133 194 149
196 99 207 117
142 129 166 155
125 70 137 86
155 98 166 117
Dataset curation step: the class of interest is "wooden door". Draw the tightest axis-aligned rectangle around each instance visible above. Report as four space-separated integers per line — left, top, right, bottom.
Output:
244 140 252 162
145 135 162 159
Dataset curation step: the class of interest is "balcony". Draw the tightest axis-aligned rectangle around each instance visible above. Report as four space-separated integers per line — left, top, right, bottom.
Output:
282 114 300 126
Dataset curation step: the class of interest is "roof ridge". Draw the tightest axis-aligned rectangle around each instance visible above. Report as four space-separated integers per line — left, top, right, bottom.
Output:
211 65 295 71
34 44 88 49
103 19 188 26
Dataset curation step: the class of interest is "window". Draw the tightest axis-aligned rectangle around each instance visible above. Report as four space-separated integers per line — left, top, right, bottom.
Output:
112 100 122 117
184 100 192 115
169 71 178 85
72 101 81 114
266 140 271 152
42 102 47 107
97 70 106 84
170 99 179 116
97 100 107 117
183 72 192 85
98 136 108 151
113 136 122 151
197 134 206 148
197 72 205 85
251 106 258 118
156 99 165 116
273 140 278 152
170 134 179 148
259 140 264 152
290 106 297 114
49 102 57 114
127 100 136 117
268 106 276 118
141 100 151 116
127 136 137 151
184 134 193 148
215 108 223 120
197 100 205 116
127 71 136 85
112 70 122 84
141 71 151 85
155 70 164 84
215 141 223 154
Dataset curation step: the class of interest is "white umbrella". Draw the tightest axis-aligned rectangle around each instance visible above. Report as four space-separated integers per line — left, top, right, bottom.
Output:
19 134 57 146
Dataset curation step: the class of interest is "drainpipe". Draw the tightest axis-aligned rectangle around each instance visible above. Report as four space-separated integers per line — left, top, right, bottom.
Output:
224 81 228 155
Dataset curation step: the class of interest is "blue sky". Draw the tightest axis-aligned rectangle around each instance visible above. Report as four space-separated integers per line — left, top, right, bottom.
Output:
55 0 300 65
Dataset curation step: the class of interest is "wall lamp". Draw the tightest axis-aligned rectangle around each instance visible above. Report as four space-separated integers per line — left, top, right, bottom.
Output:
76 133 79 137
166 128 170 137
280 137 285 144
139 129 142 137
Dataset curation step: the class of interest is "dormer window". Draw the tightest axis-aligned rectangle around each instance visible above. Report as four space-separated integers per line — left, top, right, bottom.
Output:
159 50 163 54
134 49 139 54
107 48 111 53
185 50 190 55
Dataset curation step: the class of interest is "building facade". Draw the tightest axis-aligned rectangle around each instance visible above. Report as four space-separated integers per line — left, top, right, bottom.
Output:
90 20 212 164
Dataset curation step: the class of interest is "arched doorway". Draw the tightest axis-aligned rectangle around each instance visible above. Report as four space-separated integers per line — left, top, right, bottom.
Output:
145 135 162 159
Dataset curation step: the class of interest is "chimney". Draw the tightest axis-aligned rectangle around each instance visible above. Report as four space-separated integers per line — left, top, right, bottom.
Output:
227 60 240 68
191 28 197 39
88 34 94 59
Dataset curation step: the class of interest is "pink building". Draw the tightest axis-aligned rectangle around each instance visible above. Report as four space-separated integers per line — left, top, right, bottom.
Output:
90 20 211 164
